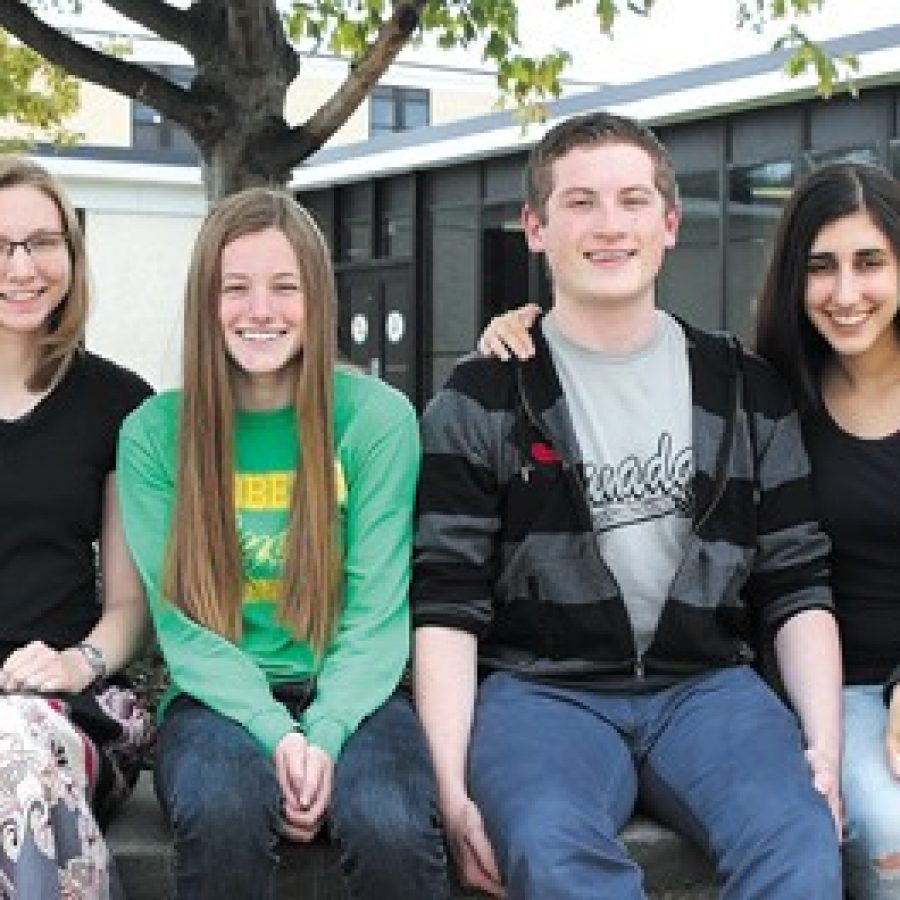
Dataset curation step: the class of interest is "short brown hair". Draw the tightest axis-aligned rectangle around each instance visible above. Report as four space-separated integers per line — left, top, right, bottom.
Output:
526 112 679 221
0 155 88 390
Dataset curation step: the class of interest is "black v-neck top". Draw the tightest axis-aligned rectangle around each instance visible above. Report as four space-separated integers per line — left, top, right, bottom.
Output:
0 351 151 663
803 409 900 685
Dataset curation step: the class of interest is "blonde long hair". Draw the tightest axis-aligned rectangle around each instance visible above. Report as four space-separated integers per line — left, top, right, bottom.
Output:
164 188 341 652
0 156 89 390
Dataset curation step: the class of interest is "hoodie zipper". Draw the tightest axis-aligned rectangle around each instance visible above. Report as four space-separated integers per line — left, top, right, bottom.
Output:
516 368 595 533
663 338 742 595
516 368 640 669
513 338 745 680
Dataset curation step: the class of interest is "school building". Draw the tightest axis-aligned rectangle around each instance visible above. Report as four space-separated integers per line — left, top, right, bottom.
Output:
16 21 900 406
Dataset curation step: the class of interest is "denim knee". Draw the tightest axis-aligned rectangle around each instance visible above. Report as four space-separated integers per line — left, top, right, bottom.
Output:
155 699 281 899
329 694 450 900
499 802 644 900
164 761 277 848
844 813 900 900
726 796 840 900
774 806 841 897
842 685 900 899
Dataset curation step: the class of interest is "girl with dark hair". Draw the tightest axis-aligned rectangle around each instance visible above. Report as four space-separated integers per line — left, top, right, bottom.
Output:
0 156 153 898
482 161 900 898
756 162 900 900
116 187 449 900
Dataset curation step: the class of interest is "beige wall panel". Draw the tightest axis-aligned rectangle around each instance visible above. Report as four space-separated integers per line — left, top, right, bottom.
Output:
285 75 367 145
0 82 131 145
67 83 132 145
432 89 499 124
336 105 369 144
84 211 201 389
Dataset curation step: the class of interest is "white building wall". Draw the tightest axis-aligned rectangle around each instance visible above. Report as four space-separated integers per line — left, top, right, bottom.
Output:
85 211 199 390
45 162 206 390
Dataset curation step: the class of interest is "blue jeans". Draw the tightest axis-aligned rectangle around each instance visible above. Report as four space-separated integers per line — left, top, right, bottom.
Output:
154 692 450 900
469 668 841 900
842 684 900 899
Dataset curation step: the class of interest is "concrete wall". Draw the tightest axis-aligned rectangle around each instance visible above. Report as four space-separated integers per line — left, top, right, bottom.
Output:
47 165 207 391
84 209 199 390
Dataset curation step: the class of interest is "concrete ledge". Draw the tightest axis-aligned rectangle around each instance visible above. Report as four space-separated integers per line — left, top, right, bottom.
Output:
108 773 716 899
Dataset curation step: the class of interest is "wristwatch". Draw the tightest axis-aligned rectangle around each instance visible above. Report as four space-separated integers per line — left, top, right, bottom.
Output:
74 642 108 687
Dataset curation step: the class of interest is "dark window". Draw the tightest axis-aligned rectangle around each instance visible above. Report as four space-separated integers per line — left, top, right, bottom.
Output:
725 159 796 339
337 183 372 262
370 86 430 136
481 203 528 324
132 65 198 159
891 140 900 179
378 178 414 259
659 170 723 331
804 144 881 172
430 206 478 354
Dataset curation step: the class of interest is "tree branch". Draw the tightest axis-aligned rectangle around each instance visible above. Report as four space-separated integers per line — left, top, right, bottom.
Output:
101 0 198 53
264 0 425 171
0 1 200 129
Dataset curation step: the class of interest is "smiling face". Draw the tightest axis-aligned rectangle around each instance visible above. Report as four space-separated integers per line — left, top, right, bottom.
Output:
0 184 71 340
522 141 680 318
218 227 306 410
804 209 900 364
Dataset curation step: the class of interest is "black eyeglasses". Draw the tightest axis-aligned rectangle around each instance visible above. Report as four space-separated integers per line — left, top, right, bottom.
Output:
0 232 69 266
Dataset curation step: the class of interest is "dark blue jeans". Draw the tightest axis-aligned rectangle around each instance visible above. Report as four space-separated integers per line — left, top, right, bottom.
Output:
469 667 842 900
154 692 450 900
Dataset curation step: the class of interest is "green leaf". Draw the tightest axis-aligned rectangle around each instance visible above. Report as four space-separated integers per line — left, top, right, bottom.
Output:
0 29 81 147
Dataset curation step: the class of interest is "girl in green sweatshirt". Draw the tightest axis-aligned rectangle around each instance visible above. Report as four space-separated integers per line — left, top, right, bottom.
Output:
117 188 450 900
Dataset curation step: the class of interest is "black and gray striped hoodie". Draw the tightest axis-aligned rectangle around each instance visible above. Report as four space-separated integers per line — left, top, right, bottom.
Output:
412 317 834 691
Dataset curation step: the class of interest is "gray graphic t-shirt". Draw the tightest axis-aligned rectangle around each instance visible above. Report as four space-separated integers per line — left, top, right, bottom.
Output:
543 310 693 655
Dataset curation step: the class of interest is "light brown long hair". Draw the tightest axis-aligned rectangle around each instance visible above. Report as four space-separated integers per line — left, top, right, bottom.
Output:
164 188 341 652
0 155 88 390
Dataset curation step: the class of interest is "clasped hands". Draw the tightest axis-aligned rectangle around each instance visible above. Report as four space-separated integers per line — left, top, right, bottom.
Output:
273 731 334 842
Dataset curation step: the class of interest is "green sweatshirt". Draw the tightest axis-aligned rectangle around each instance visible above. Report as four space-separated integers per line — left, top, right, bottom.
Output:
117 367 419 761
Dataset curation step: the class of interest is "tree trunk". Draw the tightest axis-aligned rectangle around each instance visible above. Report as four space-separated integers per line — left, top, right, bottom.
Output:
199 132 289 202
187 0 298 201
0 0 425 202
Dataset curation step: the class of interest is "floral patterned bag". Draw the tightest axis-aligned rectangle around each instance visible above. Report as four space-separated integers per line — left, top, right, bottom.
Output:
0 687 154 899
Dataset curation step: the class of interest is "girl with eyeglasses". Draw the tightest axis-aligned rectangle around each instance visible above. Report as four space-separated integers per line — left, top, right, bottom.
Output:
0 156 153 898
116 187 450 899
